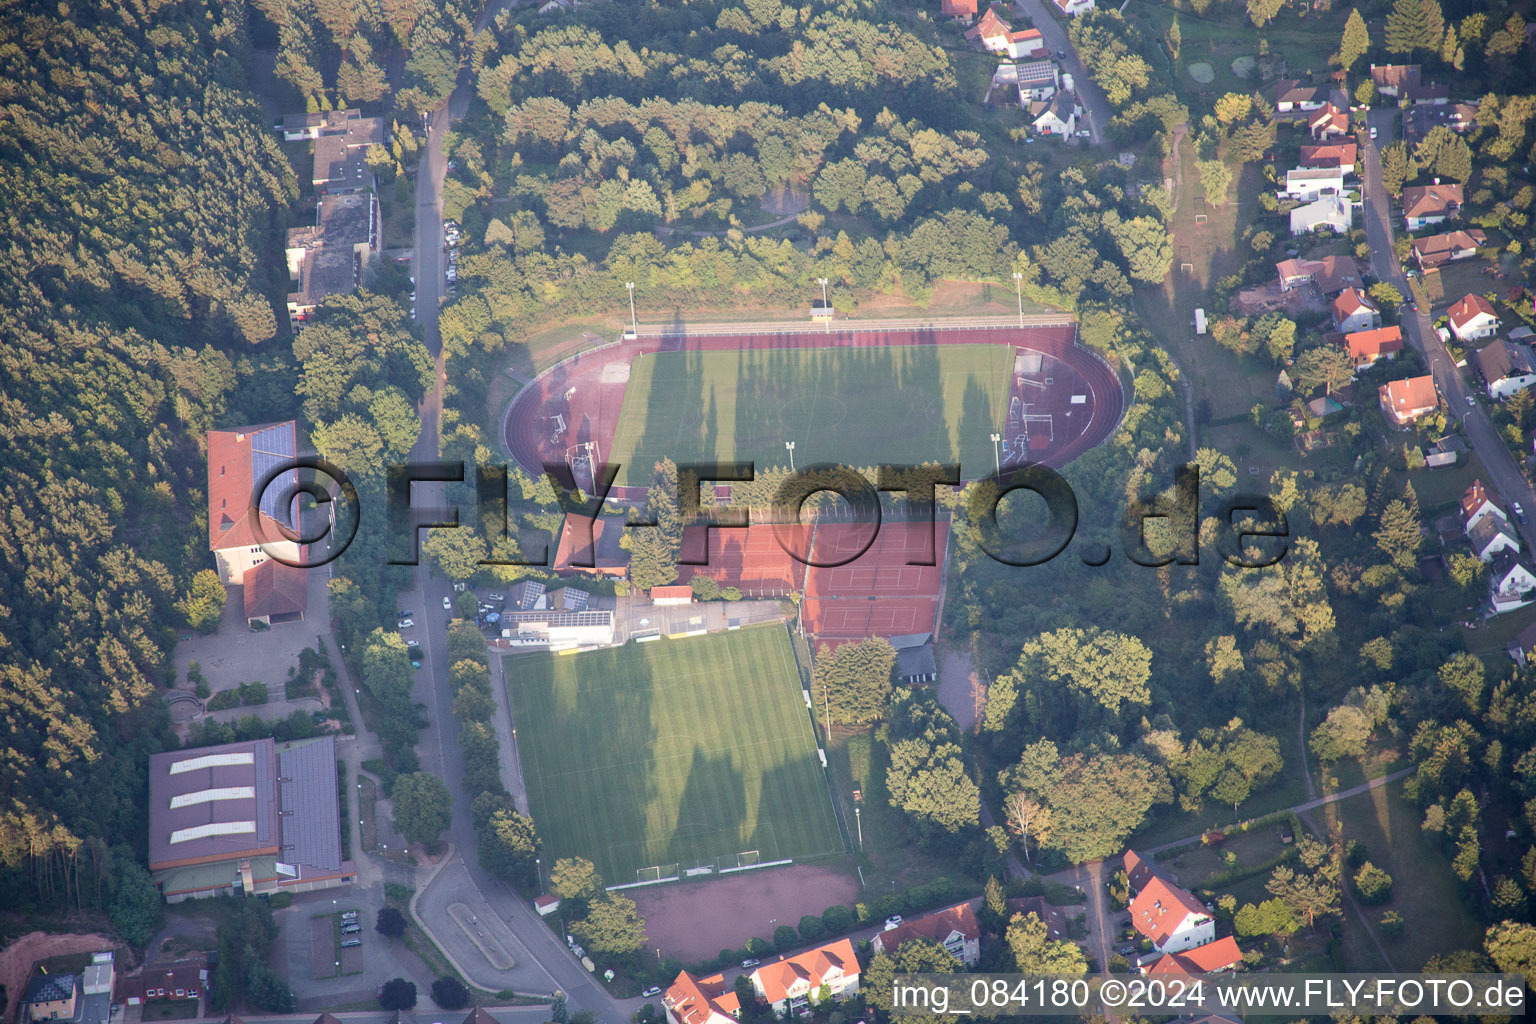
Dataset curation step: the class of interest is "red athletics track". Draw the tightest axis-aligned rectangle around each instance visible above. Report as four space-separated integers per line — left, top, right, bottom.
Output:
501 322 1126 503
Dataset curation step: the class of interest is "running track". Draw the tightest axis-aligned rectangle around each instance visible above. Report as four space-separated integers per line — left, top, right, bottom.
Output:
501 320 1127 502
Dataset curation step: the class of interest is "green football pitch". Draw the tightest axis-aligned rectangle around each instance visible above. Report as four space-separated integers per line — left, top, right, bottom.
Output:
505 627 843 884
606 344 1015 486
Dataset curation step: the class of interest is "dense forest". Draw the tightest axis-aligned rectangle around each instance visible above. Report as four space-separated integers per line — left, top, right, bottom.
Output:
0 0 296 913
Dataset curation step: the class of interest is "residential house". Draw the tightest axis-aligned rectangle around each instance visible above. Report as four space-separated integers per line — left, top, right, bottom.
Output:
1469 514 1522 563
663 971 741 1024
1012 61 1059 102
1460 479 1507 535
1405 102 1475 147
940 0 978 19
1448 293 1500 341
1378 375 1439 426
1508 619 1536 666
1401 182 1463 230
1369 64 1421 98
1297 141 1358 173
1412 229 1487 269
1291 194 1352 236
965 8 1012 49
1143 937 1244 976
1473 339 1536 400
1274 79 1328 112
1123 850 1215 954
1031 91 1077 136
1005 897 1068 940
1343 325 1403 369
1275 255 1361 294
1332 288 1381 333
1308 104 1349 140
118 960 206 1006
1283 167 1346 201
533 894 561 916
1490 552 1536 614
1051 0 1094 15
26 974 78 1022
749 939 860 1016
872 903 982 967
1005 28 1047 58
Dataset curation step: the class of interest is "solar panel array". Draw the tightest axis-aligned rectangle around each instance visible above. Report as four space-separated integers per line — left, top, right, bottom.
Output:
251 423 297 527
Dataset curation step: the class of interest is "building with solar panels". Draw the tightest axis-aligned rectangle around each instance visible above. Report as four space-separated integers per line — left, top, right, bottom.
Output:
147 736 354 902
207 421 310 626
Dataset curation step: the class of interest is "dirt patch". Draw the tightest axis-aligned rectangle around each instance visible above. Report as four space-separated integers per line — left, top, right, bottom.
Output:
0 931 117 1021
630 864 858 961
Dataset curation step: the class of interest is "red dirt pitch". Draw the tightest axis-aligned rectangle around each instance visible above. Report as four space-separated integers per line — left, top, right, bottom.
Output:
629 863 859 961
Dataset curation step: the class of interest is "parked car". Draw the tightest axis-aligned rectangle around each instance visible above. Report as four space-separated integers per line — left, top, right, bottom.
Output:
1515 502 1527 524
342 924 361 935
1467 395 1476 407
642 987 662 998
443 596 453 610
341 910 358 921
488 593 505 602
341 938 361 948
1116 944 1138 956
397 617 414 629
740 958 760 968
883 915 903 931
1075 129 1091 138
1369 125 1378 139
397 609 412 618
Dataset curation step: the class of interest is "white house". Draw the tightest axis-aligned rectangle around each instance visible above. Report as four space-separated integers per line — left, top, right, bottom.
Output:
1448 293 1500 342
1290 195 1352 236
1473 339 1536 400
663 971 740 1024
1461 479 1508 535
1051 0 1094 15
1124 851 1215 954
1013 61 1059 103
1402 182 1463 231
750 940 860 1017
872 903 982 967
1469 514 1522 563
1283 167 1346 202
1005 28 1047 58
1275 80 1328 112
1332 288 1381 334
1491 553 1536 614
1031 91 1077 136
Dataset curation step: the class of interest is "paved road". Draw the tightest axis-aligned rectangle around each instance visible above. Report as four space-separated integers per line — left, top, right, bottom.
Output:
1009 0 1114 145
401 10 636 1021
1361 109 1536 548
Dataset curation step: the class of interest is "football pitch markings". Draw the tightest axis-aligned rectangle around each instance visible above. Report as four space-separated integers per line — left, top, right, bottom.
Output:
606 344 1016 487
505 627 842 883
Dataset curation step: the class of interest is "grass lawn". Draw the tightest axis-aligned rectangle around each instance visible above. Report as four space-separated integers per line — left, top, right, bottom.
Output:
1129 772 1312 851
1158 821 1295 891
141 999 201 1021
606 343 1015 488
1315 779 1483 971
1419 260 1506 312
506 627 842 883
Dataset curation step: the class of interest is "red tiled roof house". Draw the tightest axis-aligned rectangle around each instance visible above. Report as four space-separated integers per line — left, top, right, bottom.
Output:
749 939 860 1017
872 903 982 967
1378 375 1439 426
1448 293 1500 342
